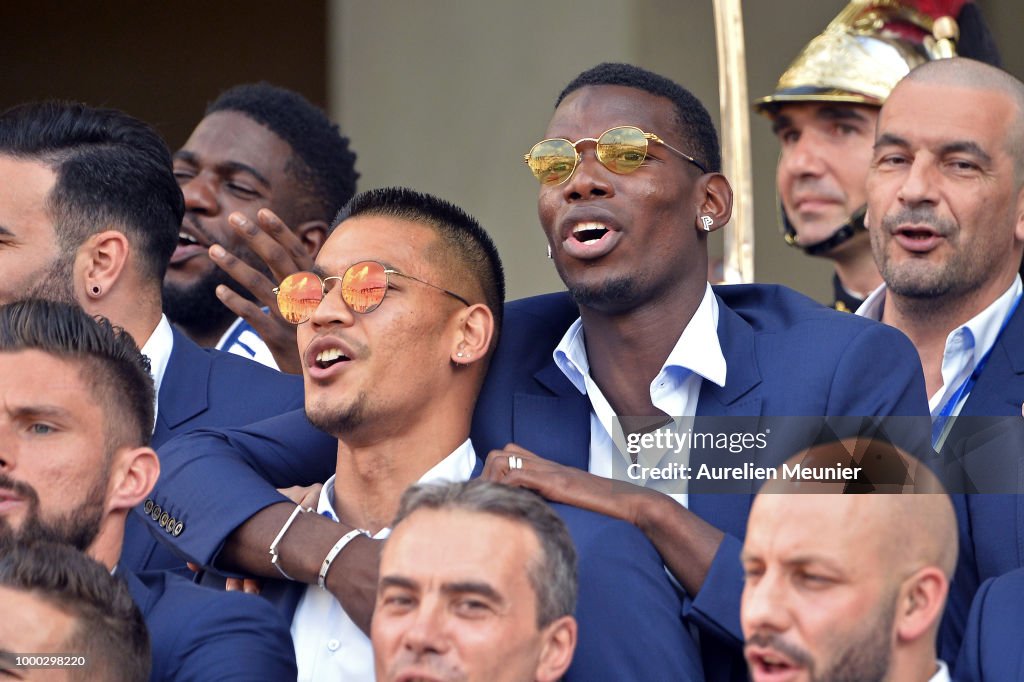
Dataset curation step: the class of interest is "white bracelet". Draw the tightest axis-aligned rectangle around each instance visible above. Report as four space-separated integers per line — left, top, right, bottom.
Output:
318 528 368 590
268 504 312 581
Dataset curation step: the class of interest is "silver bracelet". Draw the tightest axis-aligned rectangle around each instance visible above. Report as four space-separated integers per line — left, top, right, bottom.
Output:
268 504 312 581
318 528 369 590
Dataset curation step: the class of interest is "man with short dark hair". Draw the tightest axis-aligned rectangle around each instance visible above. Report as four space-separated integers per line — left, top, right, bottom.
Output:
166 83 359 370
0 540 150 682
373 480 577 682
0 299 296 680
158 187 705 681
0 100 304 573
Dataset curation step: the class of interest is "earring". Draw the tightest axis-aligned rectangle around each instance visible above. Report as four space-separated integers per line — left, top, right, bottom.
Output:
700 215 714 231
546 244 552 259
90 284 102 296
457 352 465 358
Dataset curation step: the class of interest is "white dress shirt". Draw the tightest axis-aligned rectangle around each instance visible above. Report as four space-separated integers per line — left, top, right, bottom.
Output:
929 660 950 682
215 315 279 370
858 276 1022 417
554 282 727 507
290 440 477 682
139 314 174 425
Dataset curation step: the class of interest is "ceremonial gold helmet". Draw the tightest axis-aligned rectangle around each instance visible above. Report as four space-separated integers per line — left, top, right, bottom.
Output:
754 0 961 113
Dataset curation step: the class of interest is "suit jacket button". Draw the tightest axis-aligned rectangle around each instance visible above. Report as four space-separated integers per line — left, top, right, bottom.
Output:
172 522 184 537
151 504 162 521
159 512 170 528
143 499 154 515
165 517 176 533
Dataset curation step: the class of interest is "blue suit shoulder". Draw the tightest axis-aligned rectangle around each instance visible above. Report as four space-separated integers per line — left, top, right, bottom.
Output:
124 568 297 681
955 568 1024 681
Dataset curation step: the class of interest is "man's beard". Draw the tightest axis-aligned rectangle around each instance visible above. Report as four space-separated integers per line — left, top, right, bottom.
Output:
305 391 368 439
746 593 895 682
0 472 107 552
875 207 988 302
163 266 249 336
567 276 638 312
23 249 78 306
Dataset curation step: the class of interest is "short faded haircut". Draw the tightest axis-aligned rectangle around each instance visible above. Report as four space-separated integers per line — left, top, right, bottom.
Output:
0 299 154 450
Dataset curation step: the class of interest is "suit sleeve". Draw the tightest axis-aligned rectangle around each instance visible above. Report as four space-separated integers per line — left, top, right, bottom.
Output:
164 589 298 681
955 576 993 682
556 505 705 682
149 408 336 568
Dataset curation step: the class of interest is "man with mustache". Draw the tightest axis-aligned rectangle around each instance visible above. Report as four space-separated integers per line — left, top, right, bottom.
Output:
0 299 297 680
857 57 1024 662
741 491 957 682
165 83 358 371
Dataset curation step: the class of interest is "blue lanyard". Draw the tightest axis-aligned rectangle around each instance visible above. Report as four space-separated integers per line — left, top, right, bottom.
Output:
932 294 1022 446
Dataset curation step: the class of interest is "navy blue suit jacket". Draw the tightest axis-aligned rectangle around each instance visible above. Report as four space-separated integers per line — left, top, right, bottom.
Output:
123 566 296 681
940 302 1024 666
122 328 304 575
955 568 1024 681
153 286 927 682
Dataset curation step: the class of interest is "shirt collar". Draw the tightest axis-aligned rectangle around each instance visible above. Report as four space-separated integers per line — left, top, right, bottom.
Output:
857 277 1022 365
554 282 726 394
317 439 477 537
139 315 174 423
928 660 950 682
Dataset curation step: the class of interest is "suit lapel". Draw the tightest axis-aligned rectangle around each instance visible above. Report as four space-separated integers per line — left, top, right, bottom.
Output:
153 329 212 447
962 305 1024 417
512 362 591 470
697 295 763 417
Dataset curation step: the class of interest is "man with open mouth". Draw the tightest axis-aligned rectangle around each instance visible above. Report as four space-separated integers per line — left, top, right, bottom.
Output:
165 82 358 371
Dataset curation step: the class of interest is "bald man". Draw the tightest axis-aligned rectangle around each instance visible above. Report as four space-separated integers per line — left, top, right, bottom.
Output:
857 57 1024 660
741 470 957 681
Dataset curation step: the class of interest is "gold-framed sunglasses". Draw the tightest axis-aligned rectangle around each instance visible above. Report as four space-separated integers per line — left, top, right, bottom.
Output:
273 260 470 324
523 125 708 185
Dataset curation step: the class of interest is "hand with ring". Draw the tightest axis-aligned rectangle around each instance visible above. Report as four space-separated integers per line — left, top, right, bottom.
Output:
481 443 650 527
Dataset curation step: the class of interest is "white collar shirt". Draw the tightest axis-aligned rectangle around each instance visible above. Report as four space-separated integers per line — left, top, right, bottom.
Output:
858 276 1022 417
139 314 174 426
553 282 726 507
290 439 477 682
928 660 950 682
215 315 279 370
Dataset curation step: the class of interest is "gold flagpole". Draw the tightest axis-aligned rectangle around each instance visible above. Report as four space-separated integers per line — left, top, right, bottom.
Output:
712 0 755 283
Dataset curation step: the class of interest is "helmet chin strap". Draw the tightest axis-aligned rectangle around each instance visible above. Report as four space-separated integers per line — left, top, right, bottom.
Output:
781 204 867 257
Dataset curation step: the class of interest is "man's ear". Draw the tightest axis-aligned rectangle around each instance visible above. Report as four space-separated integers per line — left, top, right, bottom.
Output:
1012 184 1024 244
106 446 160 515
894 566 948 644
450 304 494 366
535 615 577 682
78 230 131 304
693 173 733 234
293 220 329 259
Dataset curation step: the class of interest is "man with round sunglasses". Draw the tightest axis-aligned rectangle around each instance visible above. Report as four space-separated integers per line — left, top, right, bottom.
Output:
158 186 703 680
151 64 928 680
